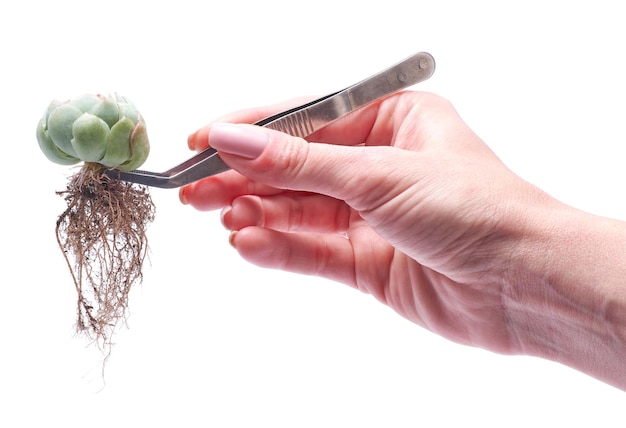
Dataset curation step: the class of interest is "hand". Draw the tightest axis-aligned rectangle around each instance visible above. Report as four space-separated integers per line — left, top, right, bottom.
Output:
180 91 626 389
181 91 549 350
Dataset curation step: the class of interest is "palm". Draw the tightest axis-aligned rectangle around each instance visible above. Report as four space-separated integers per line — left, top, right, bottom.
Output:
335 193 515 353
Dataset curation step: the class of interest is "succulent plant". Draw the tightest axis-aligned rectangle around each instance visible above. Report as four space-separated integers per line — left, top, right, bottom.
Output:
36 93 149 171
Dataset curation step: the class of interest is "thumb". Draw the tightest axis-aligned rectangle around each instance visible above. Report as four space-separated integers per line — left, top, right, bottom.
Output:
208 122 415 212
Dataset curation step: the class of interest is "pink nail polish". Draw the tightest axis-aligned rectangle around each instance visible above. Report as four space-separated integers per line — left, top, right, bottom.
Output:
209 123 268 159
220 206 232 228
179 186 189 205
228 230 238 248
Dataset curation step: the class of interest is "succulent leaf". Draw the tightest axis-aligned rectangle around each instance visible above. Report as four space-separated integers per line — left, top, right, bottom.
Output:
46 103 82 159
118 122 150 172
71 113 109 163
100 117 133 168
36 118 81 165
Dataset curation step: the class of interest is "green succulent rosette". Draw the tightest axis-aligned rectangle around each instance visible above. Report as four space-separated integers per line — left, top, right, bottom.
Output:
36 93 149 172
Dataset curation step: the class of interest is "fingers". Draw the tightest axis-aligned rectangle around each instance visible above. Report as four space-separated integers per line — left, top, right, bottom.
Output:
222 193 352 234
223 195 396 299
218 189 384 290
229 226 356 286
179 169 280 211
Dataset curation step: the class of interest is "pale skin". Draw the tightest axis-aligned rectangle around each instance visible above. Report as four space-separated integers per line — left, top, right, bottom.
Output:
180 91 626 391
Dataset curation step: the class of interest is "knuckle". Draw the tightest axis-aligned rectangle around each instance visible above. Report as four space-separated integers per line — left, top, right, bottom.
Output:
265 133 311 187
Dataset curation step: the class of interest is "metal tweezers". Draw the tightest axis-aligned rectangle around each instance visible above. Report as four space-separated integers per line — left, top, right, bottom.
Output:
105 51 435 188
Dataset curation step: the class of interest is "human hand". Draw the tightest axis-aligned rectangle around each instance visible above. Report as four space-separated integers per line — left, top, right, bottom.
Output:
180 92 554 352
180 91 626 388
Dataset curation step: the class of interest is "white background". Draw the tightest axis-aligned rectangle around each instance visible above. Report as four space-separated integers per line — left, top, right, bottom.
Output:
1 1 625 426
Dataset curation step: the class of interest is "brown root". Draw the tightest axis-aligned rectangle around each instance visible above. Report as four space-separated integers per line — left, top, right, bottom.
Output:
55 162 155 350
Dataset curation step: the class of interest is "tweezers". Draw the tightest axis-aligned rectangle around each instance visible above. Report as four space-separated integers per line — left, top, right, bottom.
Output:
105 51 435 188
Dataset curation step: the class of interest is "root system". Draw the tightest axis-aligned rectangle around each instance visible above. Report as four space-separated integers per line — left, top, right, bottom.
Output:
55 162 155 349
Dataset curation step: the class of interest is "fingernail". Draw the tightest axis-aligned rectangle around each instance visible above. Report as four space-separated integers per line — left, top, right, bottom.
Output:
209 123 268 159
220 206 232 228
228 230 238 248
179 186 189 205
187 133 196 150
188 127 209 151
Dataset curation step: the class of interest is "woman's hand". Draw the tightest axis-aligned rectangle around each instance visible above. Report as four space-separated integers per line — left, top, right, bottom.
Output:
180 91 626 389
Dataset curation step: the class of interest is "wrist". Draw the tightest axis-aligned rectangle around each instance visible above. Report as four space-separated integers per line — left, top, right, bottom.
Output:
504 201 626 389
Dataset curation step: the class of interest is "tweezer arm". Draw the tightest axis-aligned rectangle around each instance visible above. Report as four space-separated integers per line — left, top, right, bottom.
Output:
261 52 435 137
106 52 435 188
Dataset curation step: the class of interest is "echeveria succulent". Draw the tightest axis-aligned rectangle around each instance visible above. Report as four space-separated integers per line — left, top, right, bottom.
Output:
36 93 149 171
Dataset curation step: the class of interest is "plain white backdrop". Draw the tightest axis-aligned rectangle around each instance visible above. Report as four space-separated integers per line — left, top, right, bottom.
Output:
1 1 625 426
